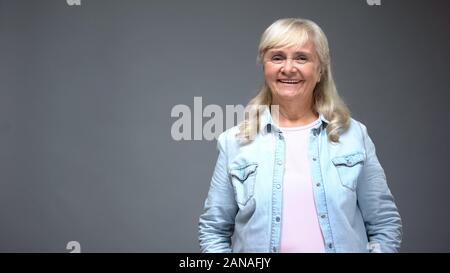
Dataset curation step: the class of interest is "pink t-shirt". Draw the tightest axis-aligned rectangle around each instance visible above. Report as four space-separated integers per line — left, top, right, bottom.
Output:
279 118 325 253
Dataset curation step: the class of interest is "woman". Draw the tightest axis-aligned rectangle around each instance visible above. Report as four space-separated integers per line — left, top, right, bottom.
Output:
198 18 402 253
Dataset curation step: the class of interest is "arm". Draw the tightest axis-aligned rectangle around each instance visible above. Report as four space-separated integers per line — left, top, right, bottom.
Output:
356 122 403 253
198 132 238 253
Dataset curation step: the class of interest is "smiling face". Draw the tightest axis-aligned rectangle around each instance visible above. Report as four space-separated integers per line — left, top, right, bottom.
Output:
263 42 322 105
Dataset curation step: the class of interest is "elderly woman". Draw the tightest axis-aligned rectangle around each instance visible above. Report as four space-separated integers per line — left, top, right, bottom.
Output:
198 18 402 253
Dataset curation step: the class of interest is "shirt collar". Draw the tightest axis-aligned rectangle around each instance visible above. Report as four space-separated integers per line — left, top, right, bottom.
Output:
259 105 329 134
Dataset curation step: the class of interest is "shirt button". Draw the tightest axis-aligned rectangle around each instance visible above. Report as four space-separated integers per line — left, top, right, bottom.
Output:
321 214 326 219
328 243 333 249
316 183 321 187
276 216 280 222
272 247 277 252
278 134 284 140
277 160 283 165
276 184 281 189
312 157 317 161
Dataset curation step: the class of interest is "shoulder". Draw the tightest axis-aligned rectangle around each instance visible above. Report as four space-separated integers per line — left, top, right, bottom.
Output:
216 125 243 154
341 117 369 139
329 117 371 155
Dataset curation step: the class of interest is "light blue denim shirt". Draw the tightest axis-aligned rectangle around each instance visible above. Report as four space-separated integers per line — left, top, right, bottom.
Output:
199 108 402 253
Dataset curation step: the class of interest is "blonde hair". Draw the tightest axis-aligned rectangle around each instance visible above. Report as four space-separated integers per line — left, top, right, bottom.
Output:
238 18 350 143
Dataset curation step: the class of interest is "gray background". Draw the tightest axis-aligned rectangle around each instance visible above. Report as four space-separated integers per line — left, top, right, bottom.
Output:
1 0 449 252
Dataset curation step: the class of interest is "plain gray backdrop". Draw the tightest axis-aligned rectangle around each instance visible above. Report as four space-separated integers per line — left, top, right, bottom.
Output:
1 0 449 252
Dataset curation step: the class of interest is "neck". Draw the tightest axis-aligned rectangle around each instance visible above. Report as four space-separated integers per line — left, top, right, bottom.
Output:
271 98 318 128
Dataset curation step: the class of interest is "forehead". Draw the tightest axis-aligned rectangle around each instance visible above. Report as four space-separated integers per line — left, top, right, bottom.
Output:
266 42 316 55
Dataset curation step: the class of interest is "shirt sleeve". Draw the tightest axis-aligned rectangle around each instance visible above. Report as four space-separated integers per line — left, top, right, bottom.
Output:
198 131 238 253
356 122 403 253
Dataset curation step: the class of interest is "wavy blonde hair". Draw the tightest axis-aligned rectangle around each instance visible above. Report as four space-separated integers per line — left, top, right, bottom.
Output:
237 18 350 143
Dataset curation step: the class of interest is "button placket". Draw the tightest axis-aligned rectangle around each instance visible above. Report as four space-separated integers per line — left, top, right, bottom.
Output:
309 124 336 253
270 130 285 254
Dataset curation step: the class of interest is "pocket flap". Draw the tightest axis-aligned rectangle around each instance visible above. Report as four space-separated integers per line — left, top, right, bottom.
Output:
332 152 365 167
229 163 258 182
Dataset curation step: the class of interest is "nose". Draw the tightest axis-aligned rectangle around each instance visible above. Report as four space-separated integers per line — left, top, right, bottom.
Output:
280 59 297 74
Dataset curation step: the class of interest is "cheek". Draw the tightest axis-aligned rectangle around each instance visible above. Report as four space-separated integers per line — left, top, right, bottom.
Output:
303 67 320 81
263 67 278 82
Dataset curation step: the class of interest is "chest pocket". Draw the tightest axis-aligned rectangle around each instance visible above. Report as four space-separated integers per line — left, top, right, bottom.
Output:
229 163 258 206
331 152 365 191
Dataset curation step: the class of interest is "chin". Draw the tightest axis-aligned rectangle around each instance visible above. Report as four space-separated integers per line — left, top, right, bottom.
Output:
276 89 302 98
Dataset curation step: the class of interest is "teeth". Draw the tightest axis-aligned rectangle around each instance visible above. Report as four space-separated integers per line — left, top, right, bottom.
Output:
279 80 301 84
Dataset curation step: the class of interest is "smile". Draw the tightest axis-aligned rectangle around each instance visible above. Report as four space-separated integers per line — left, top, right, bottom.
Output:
277 79 303 84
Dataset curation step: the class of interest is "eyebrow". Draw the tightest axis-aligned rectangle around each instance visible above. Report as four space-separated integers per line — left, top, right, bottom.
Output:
267 50 312 55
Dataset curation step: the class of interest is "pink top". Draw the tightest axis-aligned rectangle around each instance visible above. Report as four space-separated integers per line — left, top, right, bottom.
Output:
279 118 325 253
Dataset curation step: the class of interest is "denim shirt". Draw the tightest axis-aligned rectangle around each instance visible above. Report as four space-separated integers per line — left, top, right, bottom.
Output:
199 108 402 253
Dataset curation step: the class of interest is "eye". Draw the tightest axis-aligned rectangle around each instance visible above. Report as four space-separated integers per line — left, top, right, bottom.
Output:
295 55 308 63
271 55 284 62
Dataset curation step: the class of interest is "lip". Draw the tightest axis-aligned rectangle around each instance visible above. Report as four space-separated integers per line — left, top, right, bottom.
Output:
277 79 304 84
